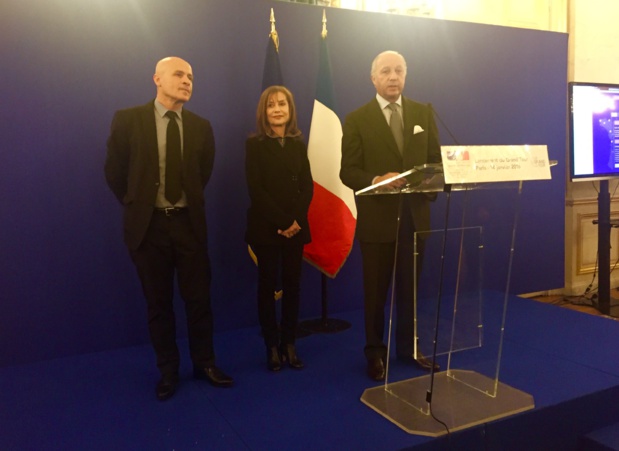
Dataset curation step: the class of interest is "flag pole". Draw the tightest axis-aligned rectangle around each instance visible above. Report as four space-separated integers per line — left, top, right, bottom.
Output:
299 272 351 334
269 7 279 52
298 10 351 335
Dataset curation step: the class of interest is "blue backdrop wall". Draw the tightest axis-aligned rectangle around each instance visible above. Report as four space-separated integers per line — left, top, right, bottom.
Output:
0 0 567 367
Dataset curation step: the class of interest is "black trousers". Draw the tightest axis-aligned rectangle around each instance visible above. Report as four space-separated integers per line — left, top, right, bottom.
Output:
359 198 425 361
129 209 215 376
252 243 304 348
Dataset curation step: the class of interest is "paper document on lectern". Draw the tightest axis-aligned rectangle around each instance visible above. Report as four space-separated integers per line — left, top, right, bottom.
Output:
441 145 551 184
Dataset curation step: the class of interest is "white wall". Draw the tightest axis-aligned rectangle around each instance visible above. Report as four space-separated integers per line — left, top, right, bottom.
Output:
336 0 567 32
565 0 619 296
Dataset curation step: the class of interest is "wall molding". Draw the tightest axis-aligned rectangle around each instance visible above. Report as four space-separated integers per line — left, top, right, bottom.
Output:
576 211 619 275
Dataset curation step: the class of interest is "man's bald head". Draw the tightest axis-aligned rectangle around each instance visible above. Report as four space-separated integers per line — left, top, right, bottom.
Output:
153 56 194 110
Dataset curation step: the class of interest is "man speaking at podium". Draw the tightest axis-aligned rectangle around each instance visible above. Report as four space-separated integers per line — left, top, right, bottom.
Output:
340 50 442 381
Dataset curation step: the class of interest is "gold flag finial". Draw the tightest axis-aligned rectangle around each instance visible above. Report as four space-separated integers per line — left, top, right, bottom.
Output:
321 9 327 39
269 8 280 53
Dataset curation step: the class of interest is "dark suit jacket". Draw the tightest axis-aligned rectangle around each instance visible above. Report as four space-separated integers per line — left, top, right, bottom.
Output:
105 101 215 250
340 96 441 243
244 135 313 246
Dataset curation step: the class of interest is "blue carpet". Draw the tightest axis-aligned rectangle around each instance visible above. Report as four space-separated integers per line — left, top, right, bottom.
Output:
581 422 619 450
2 295 619 450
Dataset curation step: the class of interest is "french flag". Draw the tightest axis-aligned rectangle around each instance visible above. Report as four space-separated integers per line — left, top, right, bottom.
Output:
303 25 357 278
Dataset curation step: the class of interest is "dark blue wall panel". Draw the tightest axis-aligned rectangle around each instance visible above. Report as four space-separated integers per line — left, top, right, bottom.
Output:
0 0 567 366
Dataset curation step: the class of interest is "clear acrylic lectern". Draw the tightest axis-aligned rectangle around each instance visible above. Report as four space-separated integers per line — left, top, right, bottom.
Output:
358 161 540 436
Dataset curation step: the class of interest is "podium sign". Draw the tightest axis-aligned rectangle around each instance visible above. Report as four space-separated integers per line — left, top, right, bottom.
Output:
442 145 550 184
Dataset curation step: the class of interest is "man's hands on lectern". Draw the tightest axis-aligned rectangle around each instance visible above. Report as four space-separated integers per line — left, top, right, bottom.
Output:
375 172 407 189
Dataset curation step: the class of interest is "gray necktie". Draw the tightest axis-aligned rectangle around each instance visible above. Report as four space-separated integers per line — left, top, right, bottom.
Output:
388 103 404 154
164 111 182 205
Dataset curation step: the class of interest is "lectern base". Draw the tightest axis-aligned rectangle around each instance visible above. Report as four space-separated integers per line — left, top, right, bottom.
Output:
360 370 534 436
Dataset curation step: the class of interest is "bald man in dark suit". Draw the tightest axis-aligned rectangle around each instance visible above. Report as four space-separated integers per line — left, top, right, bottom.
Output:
340 50 442 381
105 56 233 400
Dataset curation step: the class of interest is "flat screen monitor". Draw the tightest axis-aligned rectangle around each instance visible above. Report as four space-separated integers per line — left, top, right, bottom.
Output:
569 81 619 181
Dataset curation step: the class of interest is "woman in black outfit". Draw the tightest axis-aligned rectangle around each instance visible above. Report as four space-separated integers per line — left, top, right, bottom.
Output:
245 86 313 371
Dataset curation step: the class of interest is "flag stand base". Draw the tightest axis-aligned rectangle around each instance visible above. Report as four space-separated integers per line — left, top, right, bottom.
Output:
296 274 352 334
298 317 351 334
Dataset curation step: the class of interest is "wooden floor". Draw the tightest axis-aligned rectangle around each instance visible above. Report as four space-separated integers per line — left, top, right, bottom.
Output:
529 290 619 320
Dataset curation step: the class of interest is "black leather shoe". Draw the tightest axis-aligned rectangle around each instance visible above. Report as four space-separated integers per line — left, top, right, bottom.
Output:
156 374 179 401
280 344 304 369
193 366 234 388
415 351 440 371
413 352 440 371
397 351 440 371
267 346 282 372
367 357 385 381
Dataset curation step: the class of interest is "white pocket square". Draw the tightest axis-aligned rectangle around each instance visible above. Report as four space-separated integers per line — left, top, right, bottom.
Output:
413 125 424 135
